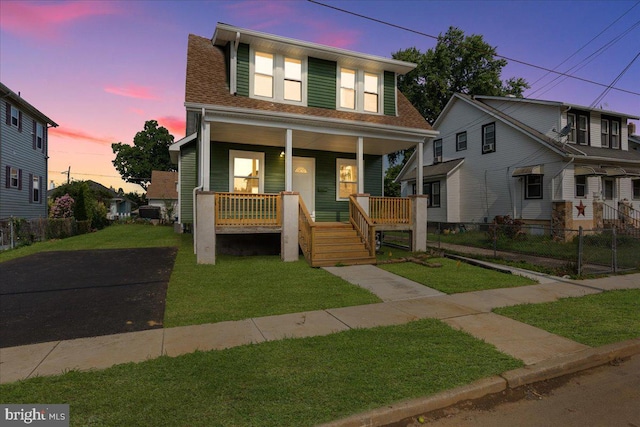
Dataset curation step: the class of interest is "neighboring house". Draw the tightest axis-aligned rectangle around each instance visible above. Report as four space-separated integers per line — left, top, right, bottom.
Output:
146 170 178 221
396 93 640 235
170 23 438 265
1 82 58 219
629 123 639 152
48 180 134 220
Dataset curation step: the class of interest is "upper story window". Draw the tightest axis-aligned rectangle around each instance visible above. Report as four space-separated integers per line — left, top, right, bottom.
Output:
433 139 443 163
456 131 467 151
338 67 381 114
36 123 44 149
601 117 620 149
567 112 589 145
363 72 379 113
32 175 40 203
611 120 620 149
251 50 305 104
10 105 19 127
482 123 496 154
9 167 19 188
339 68 356 110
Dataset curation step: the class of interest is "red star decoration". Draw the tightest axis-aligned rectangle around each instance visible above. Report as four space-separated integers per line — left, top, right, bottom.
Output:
575 200 586 217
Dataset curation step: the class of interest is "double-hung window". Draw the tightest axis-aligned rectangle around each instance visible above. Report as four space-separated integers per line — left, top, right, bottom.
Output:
36 123 44 150
336 159 357 201
456 131 467 151
567 112 589 145
575 176 587 198
525 175 543 199
252 51 304 104
10 105 19 127
338 67 380 113
482 123 496 154
433 139 443 163
229 150 264 194
611 121 620 149
9 167 19 188
339 68 356 110
423 181 440 207
633 179 640 200
32 175 40 203
601 119 610 148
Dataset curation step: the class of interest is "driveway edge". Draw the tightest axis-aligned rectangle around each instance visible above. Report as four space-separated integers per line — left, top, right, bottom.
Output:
319 338 640 427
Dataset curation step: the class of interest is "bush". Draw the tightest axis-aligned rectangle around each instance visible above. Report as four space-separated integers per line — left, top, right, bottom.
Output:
50 194 75 219
76 220 92 235
487 215 526 240
46 218 76 239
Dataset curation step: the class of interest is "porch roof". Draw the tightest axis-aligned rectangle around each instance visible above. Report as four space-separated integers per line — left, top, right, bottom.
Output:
400 158 464 181
185 34 435 155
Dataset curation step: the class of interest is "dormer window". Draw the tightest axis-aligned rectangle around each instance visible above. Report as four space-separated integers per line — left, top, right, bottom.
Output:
601 117 621 149
567 112 589 145
250 50 305 104
337 67 381 114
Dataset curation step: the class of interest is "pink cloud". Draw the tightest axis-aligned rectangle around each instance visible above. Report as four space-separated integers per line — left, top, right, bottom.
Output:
104 85 160 100
49 127 113 145
158 116 186 138
0 1 118 41
129 107 146 116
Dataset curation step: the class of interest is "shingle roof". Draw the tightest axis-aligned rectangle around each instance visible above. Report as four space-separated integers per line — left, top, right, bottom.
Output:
147 171 178 200
185 34 431 132
400 158 465 181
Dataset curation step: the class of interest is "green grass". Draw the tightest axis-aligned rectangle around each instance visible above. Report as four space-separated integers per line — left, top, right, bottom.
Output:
378 257 535 293
165 234 380 327
0 319 523 427
0 224 180 263
495 289 640 346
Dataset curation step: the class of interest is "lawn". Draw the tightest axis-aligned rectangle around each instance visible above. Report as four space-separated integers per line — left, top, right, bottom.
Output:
378 256 535 293
0 319 523 427
165 234 380 327
495 289 640 347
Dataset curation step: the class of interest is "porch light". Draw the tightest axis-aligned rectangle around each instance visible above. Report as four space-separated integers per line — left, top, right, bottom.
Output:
280 151 285 158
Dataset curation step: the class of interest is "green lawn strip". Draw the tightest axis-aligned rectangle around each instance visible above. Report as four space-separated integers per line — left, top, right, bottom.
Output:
0 224 180 263
0 319 523 427
165 234 380 327
378 257 535 293
495 289 640 347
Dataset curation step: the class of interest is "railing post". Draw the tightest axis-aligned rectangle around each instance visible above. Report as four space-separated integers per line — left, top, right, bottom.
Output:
196 191 216 264
281 192 299 262
612 226 617 274
409 195 428 252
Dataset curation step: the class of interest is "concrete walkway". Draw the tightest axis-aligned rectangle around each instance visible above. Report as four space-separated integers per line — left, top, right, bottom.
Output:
1 265 639 385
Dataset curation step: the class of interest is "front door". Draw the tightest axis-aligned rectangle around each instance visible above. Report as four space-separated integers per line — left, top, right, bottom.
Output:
292 157 315 219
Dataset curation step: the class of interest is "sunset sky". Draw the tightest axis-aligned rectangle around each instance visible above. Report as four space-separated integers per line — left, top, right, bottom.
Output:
1 0 638 194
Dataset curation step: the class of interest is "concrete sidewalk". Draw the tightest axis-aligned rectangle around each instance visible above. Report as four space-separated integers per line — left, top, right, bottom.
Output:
1 264 638 386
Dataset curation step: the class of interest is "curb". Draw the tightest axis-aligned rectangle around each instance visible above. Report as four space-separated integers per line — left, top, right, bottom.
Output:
318 338 640 427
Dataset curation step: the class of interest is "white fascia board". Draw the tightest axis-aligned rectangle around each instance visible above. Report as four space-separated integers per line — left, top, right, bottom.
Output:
393 150 418 183
186 102 438 143
212 23 416 75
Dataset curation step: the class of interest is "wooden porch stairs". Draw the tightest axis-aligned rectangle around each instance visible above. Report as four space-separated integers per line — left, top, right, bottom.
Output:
305 223 376 267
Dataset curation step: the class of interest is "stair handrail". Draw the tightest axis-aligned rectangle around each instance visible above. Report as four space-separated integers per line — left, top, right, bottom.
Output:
348 195 376 257
298 197 316 264
602 201 640 237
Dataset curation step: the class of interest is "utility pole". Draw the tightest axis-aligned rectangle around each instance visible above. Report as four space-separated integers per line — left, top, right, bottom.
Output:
61 166 70 184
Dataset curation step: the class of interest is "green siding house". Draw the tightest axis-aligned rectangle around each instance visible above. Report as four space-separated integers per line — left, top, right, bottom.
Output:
170 23 437 265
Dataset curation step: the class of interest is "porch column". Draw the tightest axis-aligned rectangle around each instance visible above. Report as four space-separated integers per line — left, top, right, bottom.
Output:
410 194 428 252
196 191 216 264
357 136 364 194
417 140 424 195
281 192 299 262
285 128 293 192
201 121 211 191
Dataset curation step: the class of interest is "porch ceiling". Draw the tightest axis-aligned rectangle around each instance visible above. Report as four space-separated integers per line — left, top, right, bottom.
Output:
208 122 419 155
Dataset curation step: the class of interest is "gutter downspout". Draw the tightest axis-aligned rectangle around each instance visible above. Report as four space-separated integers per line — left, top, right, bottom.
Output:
192 107 206 254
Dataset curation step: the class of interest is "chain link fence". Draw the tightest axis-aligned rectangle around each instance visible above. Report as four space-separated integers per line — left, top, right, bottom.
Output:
380 221 640 276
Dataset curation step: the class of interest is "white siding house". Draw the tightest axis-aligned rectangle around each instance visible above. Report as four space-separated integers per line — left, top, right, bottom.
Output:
397 94 640 232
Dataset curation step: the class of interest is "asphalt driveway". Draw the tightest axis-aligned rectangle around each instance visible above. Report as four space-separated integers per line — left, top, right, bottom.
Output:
0 247 178 348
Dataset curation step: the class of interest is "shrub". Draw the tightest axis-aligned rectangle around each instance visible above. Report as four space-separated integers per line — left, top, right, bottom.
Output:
50 194 75 219
487 215 526 240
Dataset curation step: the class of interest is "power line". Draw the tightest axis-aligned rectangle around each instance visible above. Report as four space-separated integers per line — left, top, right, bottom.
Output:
590 50 640 108
307 0 640 97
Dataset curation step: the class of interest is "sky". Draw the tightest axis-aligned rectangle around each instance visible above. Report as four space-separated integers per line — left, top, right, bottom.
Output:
1 0 639 194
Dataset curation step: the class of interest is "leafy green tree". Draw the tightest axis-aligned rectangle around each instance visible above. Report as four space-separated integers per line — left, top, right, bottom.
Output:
112 120 175 191
389 27 529 165
384 163 404 197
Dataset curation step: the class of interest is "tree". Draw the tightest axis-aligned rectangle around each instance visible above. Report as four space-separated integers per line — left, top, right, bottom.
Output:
112 120 175 191
389 27 529 165
384 163 404 197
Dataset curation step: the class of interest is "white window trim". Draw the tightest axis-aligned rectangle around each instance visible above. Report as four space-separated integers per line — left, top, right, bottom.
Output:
36 123 44 149
336 158 357 201
32 175 40 202
249 48 307 106
482 123 496 154
456 131 467 151
336 66 382 114
575 175 587 198
229 150 265 194
525 175 543 199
